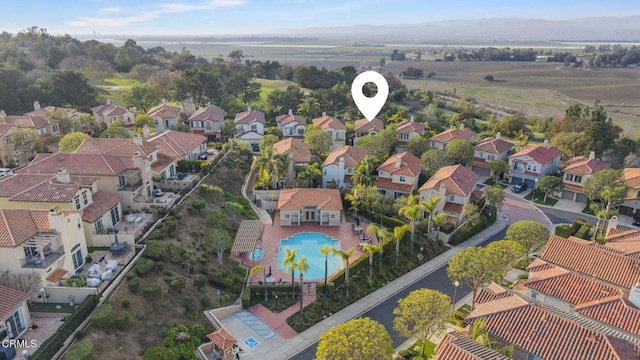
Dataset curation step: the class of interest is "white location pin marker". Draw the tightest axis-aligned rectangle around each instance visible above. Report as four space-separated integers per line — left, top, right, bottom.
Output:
351 71 389 122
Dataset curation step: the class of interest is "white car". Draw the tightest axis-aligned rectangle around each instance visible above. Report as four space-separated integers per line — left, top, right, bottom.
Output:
0 168 13 177
153 188 164 197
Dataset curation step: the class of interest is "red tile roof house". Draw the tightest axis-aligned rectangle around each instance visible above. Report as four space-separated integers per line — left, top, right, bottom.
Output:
312 113 347 150
0 169 122 249
353 117 384 140
272 138 312 186
0 124 20 167
0 114 61 138
434 331 508 360
507 140 562 189
234 107 265 148
395 118 426 152
419 164 482 225
471 132 514 178
25 101 86 121
429 125 477 151
619 168 640 219
0 285 32 340
276 109 306 137
91 99 135 129
277 188 343 226
321 145 369 189
147 100 183 132
560 151 610 203
188 105 225 140
375 152 422 200
0 207 90 291
466 286 640 360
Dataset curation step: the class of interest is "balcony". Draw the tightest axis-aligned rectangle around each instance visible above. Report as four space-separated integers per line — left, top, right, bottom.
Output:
119 181 142 192
21 246 64 269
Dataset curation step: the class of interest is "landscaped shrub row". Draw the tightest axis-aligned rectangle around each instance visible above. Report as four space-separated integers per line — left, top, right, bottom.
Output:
359 208 406 229
574 224 591 239
449 205 497 245
176 160 208 172
31 295 99 360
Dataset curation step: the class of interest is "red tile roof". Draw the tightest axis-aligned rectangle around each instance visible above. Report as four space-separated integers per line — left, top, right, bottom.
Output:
443 201 464 214
147 103 181 119
509 145 562 165
623 168 640 189
354 118 384 134
312 116 346 131
377 152 422 177
476 283 515 304
206 328 236 351
234 109 265 125
420 164 480 197
565 155 611 175
527 258 556 272
25 106 85 120
277 188 343 211
429 127 476 142
322 145 368 168
82 192 122 223
273 138 311 164
540 235 640 289
76 138 157 157
605 228 640 255
525 271 622 306
188 106 224 122
145 130 206 158
471 189 485 202
91 103 130 117
0 124 14 137
0 285 30 320
434 331 509 360
474 137 514 154
0 209 53 247
2 115 59 129
0 173 97 203
276 113 306 127
575 296 640 336
46 269 69 283
374 177 415 193
21 153 134 176
396 120 425 134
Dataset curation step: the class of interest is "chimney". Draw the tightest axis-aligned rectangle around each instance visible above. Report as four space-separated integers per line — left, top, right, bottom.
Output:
288 109 293 115
630 282 640 308
48 206 62 231
395 155 402 169
133 134 143 146
33 101 41 111
543 140 549 148
439 182 447 199
106 99 112 105
495 132 501 140
460 123 465 129
410 116 415 122
142 125 151 138
133 151 143 169
322 112 327 117
589 151 595 160
56 168 71 184
247 105 252 112
162 98 166 105
607 215 618 234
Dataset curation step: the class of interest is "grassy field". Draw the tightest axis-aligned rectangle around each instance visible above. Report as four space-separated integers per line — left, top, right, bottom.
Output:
253 78 311 108
89 76 140 87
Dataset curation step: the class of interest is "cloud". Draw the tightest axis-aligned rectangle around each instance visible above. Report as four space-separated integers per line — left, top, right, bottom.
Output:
68 0 246 28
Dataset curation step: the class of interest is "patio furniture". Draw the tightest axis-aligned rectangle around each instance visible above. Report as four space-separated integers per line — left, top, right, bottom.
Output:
88 263 102 279
105 259 118 271
101 270 113 281
86 278 101 287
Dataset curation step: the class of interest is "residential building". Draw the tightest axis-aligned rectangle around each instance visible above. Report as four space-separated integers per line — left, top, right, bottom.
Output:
322 145 368 189
0 285 31 340
0 207 89 290
272 138 311 186
353 118 384 140
375 152 422 199
561 151 610 203
312 114 346 150
143 128 208 162
507 140 562 188
419 164 482 224
471 132 514 177
91 99 135 129
277 188 343 226
188 105 225 140
429 125 476 151
234 107 265 147
147 100 182 132
395 118 425 152
0 124 18 167
434 331 508 360
619 168 640 218
25 101 85 121
276 109 306 137
0 114 61 138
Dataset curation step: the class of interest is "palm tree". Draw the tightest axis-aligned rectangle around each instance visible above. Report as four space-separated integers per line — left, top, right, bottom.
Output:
344 185 362 215
367 223 391 273
422 196 442 239
398 194 428 253
282 247 301 300
255 147 291 190
362 244 382 279
431 213 448 243
319 244 332 299
393 225 411 265
296 163 322 188
332 247 356 297
352 156 376 187
249 265 268 301
297 97 321 124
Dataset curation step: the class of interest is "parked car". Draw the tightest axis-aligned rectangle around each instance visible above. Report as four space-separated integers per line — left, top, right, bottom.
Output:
633 218 640 227
153 188 164 197
215 144 223 151
0 168 13 177
177 172 188 180
512 182 528 193
198 153 208 160
206 148 215 155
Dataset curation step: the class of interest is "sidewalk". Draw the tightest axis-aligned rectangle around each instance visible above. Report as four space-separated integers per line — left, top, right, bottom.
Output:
249 217 508 360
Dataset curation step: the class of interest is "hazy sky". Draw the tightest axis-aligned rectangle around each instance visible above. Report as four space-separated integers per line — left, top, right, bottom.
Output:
3 0 640 35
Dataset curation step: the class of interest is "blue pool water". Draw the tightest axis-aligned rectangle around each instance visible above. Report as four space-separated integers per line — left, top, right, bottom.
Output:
249 247 264 261
277 233 342 280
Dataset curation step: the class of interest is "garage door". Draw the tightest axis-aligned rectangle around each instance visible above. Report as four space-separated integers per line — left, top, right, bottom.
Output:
619 206 634 216
472 165 491 177
524 179 535 189
511 177 523 185
575 193 588 203
561 190 575 200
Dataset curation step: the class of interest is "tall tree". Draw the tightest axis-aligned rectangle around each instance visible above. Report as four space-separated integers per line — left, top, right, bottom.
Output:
58 132 90 152
46 71 96 109
537 176 564 202
281 248 309 300
431 213 448 243
485 186 505 211
10 128 44 164
172 65 221 109
351 156 377 187
406 136 430 157
99 126 131 139
485 240 526 282
249 265 268 301
447 246 499 310
393 225 411 265
297 96 321 123
398 194 427 253
582 169 625 210
393 289 451 357
303 124 332 157
505 220 550 252
332 247 356 297
220 119 236 141
445 139 474 165
362 244 382 279
203 229 233 263
122 84 159 112
296 163 322 188
421 149 446 176
422 196 442 239
319 244 332 299
316 318 394 360
487 159 509 179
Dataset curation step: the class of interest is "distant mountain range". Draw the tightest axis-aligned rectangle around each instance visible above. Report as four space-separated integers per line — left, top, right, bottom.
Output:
265 16 640 42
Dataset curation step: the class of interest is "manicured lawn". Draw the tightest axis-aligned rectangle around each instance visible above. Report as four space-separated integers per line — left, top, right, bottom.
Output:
89 76 140 87
30 302 76 314
406 339 437 359
524 189 558 206
483 178 508 188
555 224 570 236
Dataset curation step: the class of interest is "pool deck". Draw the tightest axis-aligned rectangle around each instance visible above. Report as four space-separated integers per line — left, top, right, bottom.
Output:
244 214 374 284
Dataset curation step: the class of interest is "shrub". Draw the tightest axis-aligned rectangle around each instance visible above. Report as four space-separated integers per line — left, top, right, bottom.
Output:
168 244 186 264
200 296 213 308
574 224 591 239
126 272 136 280
90 303 113 328
169 277 187 292
156 261 165 271
63 341 93 360
142 347 178 360
143 283 163 300
193 274 208 290
191 324 207 341
122 299 131 309
114 311 130 331
136 258 155 276
75 329 85 340
144 240 166 261
184 294 202 312
164 218 177 232
449 216 490 245
128 277 141 293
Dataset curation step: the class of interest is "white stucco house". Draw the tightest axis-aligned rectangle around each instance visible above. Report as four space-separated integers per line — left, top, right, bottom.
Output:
277 188 343 226
508 140 562 189
395 118 426 152
375 152 422 200
321 145 369 189
312 114 346 150
276 109 306 137
471 132 514 177
234 107 265 148
147 100 182 132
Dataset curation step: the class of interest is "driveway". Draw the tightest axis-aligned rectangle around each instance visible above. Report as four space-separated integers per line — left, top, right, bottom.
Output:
503 193 554 232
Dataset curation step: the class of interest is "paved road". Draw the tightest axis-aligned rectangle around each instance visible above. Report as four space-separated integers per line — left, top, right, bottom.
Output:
536 206 596 226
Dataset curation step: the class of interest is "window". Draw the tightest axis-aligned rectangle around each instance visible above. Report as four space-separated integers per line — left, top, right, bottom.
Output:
346 168 352 174
394 192 403 199
399 133 409 140
95 218 104 233
110 206 120 225
52 124 59 132
3 137 9 144
379 189 387 195
531 292 537 300
6 307 26 338
74 196 81 210
478 152 483 157
23 246 38 258
205 121 212 130
399 176 406 182
487 155 495 161
82 191 88 205
297 128 304 135
323 170 327 175
154 118 159 125
71 243 84 271
37 127 46 135
161 171 166 180
77 218 82 229
251 124 257 131
330 214 336 219
118 176 126 189
170 164 175 177
285 214 290 219
192 121 203 128
574 175 582 183
449 195 455 202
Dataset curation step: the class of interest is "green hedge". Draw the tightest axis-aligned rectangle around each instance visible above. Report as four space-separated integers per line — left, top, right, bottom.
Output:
144 240 166 261
449 205 497 246
32 295 99 360
62 341 93 360
574 224 591 239
359 208 406 229
177 160 208 172
136 258 155 276
90 303 112 328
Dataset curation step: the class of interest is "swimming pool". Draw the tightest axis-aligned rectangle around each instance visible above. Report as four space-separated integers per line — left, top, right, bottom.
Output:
277 233 342 280
249 247 264 261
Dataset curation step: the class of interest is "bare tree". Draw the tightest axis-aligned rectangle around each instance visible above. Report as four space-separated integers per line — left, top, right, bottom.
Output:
0 271 42 294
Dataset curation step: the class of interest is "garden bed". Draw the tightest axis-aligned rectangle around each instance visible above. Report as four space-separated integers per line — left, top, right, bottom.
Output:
524 190 558 206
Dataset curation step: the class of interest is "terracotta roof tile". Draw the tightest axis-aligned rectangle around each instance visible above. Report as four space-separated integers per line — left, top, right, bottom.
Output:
21 153 133 176
322 145 368 168
527 258 556 272
575 296 640 336
273 138 311 164
2 115 58 129
396 120 425 134
354 118 384 134
0 124 14 137
0 209 53 247
434 331 509 360
377 152 422 177
623 168 640 189
76 138 157 157
0 285 30 319
509 145 562 165
429 127 477 142
605 228 640 255
471 189 485 202
276 113 306 127
312 116 346 130
91 103 130 117
525 272 622 306
0 173 97 203
234 109 265 125
474 137 514 154
46 269 69 283
25 106 85 120
82 192 122 223
188 106 224 122
476 283 515 304
443 201 464 214
147 103 181 119
374 177 415 193
419 164 480 197
277 188 342 211
151 153 175 172
206 328 236 350
565 155 611 175
145 130 206 158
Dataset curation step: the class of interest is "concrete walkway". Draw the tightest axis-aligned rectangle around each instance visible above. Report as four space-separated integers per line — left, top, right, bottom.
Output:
246 217 508 360
241 158 272 225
